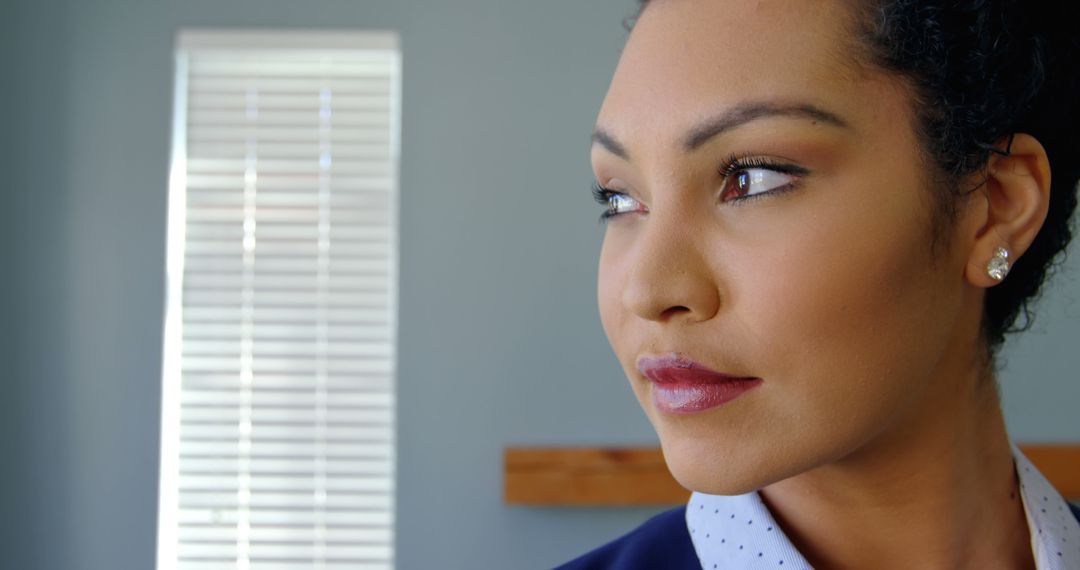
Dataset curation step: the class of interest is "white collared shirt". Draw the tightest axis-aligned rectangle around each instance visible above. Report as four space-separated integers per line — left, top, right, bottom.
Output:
685 443 1080 569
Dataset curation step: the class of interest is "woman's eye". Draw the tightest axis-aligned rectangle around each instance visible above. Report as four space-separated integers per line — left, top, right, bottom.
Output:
720 168 797 202
592 184 644 222
607 193 641 216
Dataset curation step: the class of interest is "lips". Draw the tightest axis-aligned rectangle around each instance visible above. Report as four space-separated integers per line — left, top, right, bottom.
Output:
636 354 762 414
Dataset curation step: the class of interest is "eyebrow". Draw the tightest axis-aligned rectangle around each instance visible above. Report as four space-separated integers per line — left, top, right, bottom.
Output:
591 101 850 161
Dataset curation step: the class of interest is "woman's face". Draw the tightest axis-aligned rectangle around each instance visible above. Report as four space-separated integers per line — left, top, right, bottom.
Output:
593 0 979 494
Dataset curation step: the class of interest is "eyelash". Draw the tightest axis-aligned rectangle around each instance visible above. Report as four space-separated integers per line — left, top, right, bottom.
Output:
592 154 808 223
718 153 801 179
591 184 628 223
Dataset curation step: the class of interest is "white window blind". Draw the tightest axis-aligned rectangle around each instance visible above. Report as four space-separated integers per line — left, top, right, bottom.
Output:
158 29 400 570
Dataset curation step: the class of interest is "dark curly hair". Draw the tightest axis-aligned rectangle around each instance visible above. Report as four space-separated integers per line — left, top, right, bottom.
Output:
631 0 1080 356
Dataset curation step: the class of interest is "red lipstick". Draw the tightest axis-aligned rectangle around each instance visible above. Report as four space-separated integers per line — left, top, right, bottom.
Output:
636 354 762 415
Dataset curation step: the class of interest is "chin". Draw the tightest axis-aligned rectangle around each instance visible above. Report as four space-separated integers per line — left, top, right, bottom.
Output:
658 432 787 496
652 423 820 494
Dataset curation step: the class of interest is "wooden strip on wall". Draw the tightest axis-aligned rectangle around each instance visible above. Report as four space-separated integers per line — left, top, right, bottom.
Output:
504 447 690 505
1019 445 1080 500
504 445 1080 506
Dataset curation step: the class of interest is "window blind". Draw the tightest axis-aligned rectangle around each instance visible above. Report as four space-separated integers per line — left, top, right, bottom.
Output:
158 29 400 570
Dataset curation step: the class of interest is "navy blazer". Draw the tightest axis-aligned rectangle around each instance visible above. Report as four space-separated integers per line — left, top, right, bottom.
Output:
554 502 1080 569
553 506 699 570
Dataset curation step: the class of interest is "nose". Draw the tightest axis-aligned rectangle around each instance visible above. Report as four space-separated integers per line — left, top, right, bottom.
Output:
620 218 721 324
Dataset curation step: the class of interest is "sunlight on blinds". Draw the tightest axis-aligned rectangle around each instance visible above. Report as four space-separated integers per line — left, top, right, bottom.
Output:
158 29 400 570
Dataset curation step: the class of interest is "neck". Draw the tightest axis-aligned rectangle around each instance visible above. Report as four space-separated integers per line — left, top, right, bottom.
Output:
759 354 1033 569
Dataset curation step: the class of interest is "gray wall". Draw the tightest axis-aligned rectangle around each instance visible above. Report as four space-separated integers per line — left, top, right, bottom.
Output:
3 1 665 569
1 0 1077 569
3 0 76 569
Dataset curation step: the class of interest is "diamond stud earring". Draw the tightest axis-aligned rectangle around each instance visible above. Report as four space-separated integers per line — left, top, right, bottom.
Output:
986 247 1011 281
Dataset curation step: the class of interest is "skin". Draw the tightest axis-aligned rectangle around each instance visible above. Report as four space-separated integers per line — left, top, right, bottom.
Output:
591 0 1051 568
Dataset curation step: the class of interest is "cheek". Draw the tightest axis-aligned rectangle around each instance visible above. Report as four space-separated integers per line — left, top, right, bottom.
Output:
742 231 919 356
730 179 952 423
597 236 633 358
597 237 656 411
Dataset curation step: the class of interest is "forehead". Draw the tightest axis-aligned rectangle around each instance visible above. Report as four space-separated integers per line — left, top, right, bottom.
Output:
597 0 875 148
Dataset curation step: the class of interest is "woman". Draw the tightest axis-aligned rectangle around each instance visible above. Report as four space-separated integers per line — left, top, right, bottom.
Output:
558 0 1080 568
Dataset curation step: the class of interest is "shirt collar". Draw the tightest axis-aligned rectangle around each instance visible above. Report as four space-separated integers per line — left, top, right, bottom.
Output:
1012 442 1080 568
686 444 1080 569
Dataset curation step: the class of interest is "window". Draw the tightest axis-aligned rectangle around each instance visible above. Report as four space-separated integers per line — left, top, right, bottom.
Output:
158 29 400 570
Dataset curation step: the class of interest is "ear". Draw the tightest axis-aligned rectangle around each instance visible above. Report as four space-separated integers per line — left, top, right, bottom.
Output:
963 133 1051 288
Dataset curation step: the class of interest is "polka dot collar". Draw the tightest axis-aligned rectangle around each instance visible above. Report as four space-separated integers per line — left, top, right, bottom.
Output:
685 443 1080 569
686 487 811 569
1012 442 1080 568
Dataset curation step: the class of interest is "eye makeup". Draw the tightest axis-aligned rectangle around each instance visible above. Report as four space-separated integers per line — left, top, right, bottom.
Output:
592 183 641 224
591 154 810 223
716 154 809 203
